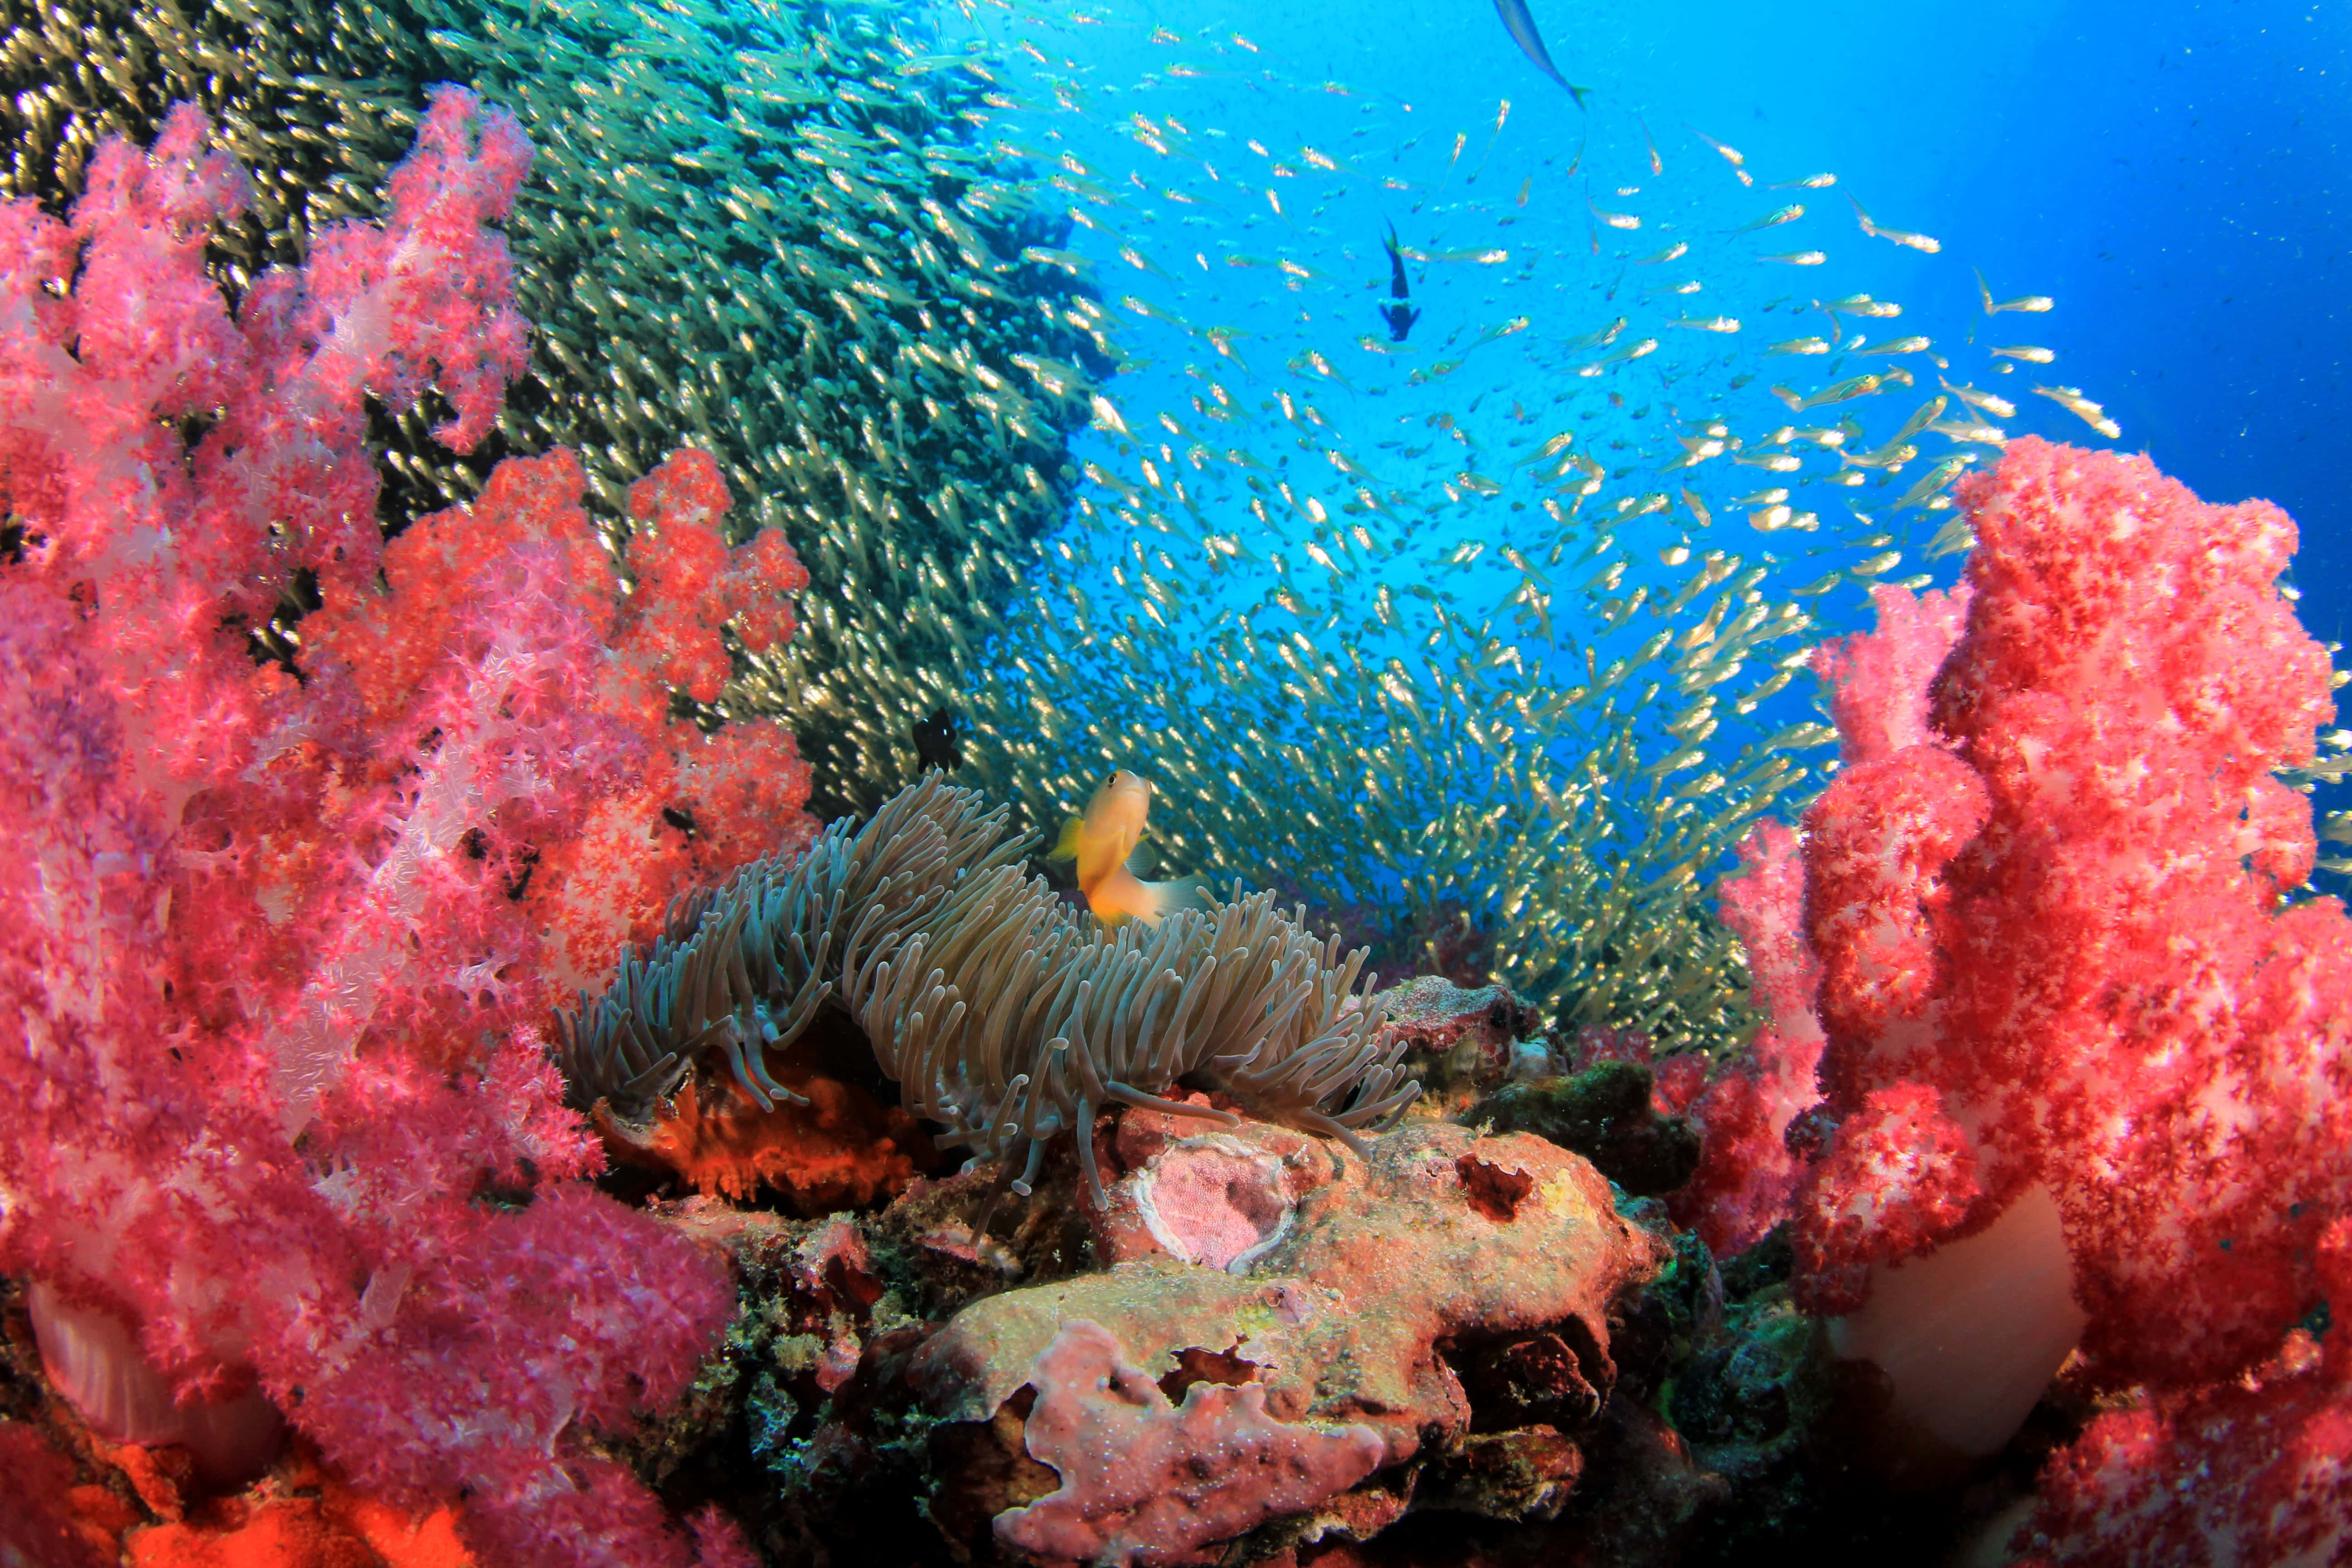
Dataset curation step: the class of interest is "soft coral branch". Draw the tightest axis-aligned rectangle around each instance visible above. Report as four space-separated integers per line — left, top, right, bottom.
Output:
1792 440 2347 1385
0 93 807 1565
1703 439 2352 1552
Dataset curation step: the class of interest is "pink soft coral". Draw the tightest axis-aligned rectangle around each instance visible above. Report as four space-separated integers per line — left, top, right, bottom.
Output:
0 97 806 1565
1666 819 1827 1255
1751 439 2351 1549
299 445 816 994
1669 588 1982 1261
2012 1220 2352 1567
1793 439 2347 1381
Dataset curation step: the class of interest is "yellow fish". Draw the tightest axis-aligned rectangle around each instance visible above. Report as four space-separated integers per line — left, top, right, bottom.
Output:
1051 771 1200 924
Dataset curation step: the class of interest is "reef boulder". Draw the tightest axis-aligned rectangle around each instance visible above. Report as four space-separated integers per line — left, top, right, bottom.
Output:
1375 976 1548 1100
910 1112 1671 1564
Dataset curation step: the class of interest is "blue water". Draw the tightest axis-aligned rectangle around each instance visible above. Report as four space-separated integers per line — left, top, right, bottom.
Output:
1602 0 2352 822
1603 0 2349 642
953 0 2349 867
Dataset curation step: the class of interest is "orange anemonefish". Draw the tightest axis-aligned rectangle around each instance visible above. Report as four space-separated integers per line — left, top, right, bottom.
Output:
1050 770 1200 924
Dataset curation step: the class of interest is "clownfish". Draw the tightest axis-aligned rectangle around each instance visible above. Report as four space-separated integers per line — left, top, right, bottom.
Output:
1050 771 1201 924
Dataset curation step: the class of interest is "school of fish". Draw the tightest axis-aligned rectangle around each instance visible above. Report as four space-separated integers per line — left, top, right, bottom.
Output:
4 0 2125 1054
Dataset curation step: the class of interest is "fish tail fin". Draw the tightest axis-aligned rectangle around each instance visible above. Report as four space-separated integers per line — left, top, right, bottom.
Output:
1569 83 1592 110
1086 871 1209 926
1085 867 1157 925
1147 876 1211 918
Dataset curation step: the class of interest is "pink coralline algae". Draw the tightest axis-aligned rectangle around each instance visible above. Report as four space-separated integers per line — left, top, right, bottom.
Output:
995 1318 1388 1568
0 96 811 1565
1693 438 2351 1553
913 1114 1671 1560
1087 1100 1320 1273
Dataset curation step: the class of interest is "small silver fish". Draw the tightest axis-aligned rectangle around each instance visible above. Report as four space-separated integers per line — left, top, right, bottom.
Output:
1492 0 1591 106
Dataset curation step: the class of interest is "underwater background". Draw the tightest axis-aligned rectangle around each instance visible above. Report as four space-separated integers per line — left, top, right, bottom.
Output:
1 0 2349 1562
940 0 2352 1024
1570 0 2350 617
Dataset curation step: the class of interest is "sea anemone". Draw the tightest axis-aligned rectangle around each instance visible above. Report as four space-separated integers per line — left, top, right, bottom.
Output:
557 775 1421 1202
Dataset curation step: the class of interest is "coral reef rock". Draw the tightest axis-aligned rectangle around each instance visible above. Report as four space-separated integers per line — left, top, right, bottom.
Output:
909 1114 1670 1563
1376 976 1548 1104
1470 1060 1704 1199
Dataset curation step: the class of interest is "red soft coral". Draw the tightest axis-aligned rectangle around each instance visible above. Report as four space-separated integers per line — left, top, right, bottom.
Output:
0 101 809 1567
1779 440 2349 1383
311 446 820 992
1802 744 1990 1110
1813 583 1974 767
1668 820 1827 1255
0 1421 116 1568
1788 1080 1982 1314
302 448 621 731
1752 438 2352 1532
615 446 811 705
1669 587 1983 1260
2012 1221 2352 1568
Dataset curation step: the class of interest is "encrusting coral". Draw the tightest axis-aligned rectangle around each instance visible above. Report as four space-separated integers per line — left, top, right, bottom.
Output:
909 1108 1681 1563
558 775 1423 1204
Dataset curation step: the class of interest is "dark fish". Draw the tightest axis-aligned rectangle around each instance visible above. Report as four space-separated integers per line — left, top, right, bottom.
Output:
1492 0 1591 107
1381 221 1421 343
912 707 962 772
